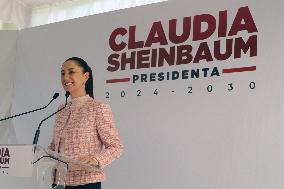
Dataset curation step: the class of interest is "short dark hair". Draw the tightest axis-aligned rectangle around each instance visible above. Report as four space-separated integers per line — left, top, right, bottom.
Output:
65 57 94 98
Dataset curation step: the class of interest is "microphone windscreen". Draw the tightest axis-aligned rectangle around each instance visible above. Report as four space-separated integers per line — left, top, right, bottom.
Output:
53 93 60 99
65 91 70 98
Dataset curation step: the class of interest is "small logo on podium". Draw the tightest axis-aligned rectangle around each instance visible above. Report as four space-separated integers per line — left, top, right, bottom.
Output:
0 147 10 175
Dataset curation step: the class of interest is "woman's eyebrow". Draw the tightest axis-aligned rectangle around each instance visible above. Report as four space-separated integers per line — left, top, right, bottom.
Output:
61 68 75 72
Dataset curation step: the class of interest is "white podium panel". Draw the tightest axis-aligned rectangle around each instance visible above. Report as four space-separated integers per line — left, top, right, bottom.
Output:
0 145 34 177
0 144 97 189
0 145 67 189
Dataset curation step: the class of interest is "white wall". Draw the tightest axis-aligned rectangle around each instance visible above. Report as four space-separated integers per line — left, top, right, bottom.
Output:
0 31 18 144
0 0 31 29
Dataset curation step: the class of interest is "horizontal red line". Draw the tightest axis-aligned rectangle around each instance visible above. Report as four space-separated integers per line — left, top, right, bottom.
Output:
106 78 130 84
223 66 256 73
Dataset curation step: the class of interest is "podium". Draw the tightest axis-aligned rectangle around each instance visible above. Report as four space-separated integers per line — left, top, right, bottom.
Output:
0 144 97 189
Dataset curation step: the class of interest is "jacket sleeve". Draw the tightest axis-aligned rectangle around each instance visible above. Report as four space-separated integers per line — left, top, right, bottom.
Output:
48 104 64 152
48 138 55 151
94 103 123 169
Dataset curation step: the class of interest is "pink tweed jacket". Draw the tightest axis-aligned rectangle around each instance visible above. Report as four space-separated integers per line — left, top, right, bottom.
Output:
48 95 123 186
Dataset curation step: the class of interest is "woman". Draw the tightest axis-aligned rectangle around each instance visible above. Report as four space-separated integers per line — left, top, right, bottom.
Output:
49 57 123 189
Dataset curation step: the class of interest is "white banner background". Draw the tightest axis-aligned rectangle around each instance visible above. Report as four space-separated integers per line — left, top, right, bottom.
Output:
0 31 18 144
1 0 284 189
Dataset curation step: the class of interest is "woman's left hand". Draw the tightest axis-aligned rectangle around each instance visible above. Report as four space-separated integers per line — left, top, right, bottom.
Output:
78 156 99 167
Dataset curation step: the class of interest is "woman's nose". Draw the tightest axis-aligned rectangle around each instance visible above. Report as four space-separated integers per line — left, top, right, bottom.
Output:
62 73 70 81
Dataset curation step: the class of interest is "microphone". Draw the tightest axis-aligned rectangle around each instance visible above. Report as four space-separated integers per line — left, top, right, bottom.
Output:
65 91 70 104
32 91 70 145
0 93 60 122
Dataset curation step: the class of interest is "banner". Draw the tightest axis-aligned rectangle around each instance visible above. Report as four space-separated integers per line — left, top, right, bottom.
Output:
7 0 284 189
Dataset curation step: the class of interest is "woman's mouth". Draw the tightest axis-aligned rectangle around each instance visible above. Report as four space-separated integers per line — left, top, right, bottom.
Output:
65 82 73 86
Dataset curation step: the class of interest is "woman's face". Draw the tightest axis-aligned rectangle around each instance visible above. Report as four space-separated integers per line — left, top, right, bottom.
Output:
61 60 89 97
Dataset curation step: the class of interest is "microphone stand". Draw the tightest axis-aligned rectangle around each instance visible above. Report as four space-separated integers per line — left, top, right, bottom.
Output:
0 93 59 122
32 92 70 145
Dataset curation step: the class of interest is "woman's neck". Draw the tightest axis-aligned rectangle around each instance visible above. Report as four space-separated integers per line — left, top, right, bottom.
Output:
70 91 87 99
